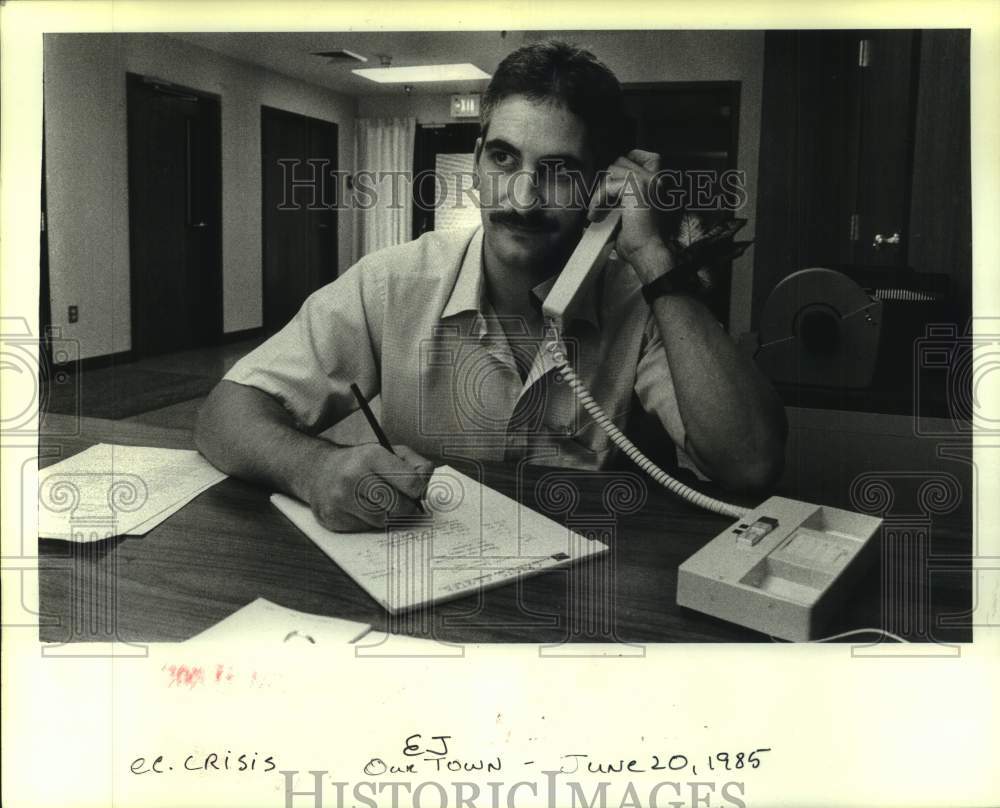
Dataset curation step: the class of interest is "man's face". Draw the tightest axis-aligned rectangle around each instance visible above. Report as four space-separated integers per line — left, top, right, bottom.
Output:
474 95 597 277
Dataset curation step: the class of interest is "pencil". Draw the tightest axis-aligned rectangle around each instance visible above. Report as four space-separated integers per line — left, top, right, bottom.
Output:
350 383 393 451
350 383 426 514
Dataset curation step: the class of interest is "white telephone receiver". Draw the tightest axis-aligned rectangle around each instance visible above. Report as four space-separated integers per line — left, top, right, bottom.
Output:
539 207 883 641
541 209 623 326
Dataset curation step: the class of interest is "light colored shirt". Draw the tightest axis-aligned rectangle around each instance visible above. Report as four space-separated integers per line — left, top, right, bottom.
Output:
224 225 686 469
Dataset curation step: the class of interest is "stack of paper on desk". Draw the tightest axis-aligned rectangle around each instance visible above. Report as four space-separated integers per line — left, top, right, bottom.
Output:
38 443 227 541
271 465 608 613
185 598 372 645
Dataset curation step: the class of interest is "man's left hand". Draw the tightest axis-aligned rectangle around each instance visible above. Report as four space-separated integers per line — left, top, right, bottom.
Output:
587 148 671 285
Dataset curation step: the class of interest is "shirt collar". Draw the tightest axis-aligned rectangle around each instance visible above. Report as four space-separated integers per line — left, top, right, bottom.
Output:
440 226 601 329
441 227 486 320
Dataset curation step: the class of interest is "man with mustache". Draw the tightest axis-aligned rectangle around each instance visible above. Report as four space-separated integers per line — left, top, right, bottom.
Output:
196 40 787 532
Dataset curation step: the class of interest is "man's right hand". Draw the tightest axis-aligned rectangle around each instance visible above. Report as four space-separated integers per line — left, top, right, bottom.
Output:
303 443 435 532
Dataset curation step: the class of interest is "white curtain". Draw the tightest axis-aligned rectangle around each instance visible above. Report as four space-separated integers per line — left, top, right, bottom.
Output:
353 117 416 261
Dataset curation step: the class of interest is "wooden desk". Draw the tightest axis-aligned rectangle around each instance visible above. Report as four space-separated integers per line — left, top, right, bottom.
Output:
37 415 973 644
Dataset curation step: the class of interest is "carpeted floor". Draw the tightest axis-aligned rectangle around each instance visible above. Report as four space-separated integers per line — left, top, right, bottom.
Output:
42 366 219 420
40 336 266 423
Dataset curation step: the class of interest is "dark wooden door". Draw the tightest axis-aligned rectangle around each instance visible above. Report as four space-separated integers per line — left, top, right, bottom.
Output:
907 29 971 322
752 31 861 321
853 30 919 268
126 74 222 357
752 30 924 318
261 107 338 333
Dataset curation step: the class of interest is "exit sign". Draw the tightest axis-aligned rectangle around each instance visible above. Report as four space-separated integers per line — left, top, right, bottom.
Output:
450 93 481 118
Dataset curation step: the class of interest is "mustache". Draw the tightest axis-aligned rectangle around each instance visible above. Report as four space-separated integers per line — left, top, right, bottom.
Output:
489 208 559 232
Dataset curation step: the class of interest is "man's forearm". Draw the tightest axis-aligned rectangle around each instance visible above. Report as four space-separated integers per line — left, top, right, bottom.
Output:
194 380 331 502
630 242 787 489
650 292 787 489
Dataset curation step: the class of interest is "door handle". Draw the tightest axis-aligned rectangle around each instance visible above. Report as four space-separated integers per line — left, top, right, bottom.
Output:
872 232 901 249
190 221 207 228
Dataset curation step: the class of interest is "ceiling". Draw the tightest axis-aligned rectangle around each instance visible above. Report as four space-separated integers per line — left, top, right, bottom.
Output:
169 31 537 96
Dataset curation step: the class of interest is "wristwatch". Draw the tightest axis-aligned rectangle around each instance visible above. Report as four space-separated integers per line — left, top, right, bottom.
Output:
641 264 700 304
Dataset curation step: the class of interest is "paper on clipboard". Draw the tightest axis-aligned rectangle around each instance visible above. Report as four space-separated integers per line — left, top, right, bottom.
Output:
271 465 608 613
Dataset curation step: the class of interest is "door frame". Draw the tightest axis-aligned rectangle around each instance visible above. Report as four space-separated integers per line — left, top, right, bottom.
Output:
411 122 480 239
260 105 339 333
621 80 742 171
125 72 223 356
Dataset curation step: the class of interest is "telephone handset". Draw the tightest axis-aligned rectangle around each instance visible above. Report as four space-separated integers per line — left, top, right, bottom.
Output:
540 206 884 642
541 208 623 327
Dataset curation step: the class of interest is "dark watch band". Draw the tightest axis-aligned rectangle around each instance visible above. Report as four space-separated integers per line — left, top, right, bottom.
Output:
641 266 698 304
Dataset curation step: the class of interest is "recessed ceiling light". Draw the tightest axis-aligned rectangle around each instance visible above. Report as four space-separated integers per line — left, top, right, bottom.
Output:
312 49 368 64
352 63 491 83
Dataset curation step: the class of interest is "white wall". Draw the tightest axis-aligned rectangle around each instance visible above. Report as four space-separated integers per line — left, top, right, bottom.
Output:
44 33 357 359
44 35 131 360
358 93 454 124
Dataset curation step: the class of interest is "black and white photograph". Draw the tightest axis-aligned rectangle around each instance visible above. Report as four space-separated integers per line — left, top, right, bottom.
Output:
2 2 998 807
32 26 976 642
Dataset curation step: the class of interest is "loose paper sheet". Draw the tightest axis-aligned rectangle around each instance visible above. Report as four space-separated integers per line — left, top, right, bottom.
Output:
271 465 608 613
37 443 227 541
185 597 372 646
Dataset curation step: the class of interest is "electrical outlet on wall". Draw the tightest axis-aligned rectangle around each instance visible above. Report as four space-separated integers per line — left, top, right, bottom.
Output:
68 305 78 323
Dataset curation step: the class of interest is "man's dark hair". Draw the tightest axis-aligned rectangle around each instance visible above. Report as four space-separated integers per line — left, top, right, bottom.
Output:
481 40 631 170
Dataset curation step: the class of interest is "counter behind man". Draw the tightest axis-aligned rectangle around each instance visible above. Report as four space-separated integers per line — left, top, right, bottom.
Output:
195 40 787 531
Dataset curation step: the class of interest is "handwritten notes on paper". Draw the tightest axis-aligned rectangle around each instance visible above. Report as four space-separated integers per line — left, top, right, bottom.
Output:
37 443 227 542
271 465 608 613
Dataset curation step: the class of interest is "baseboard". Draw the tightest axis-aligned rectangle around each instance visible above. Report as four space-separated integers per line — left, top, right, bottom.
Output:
218 327 265 344
70 329 263 371
77 350 134 372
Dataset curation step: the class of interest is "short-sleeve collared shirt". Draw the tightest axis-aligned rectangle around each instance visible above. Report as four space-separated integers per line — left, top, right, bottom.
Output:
224 225 686 469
